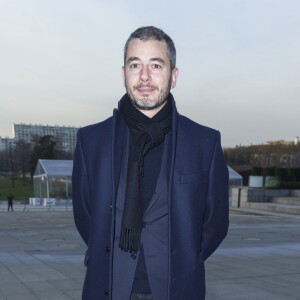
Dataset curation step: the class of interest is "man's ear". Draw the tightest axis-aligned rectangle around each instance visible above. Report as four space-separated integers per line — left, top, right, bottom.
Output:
121 66 126 87
171 67 179 89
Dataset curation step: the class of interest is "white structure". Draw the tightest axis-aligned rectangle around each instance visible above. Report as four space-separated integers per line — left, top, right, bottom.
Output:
33 159 72 199
228 166 243 206
13 123 78 152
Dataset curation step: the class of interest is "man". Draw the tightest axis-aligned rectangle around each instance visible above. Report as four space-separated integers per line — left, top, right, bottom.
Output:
72 26 229 300
7 194 14 212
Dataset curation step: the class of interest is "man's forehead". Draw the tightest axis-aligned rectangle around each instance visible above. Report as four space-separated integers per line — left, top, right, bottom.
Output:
126 39 168 64
126 38 167 54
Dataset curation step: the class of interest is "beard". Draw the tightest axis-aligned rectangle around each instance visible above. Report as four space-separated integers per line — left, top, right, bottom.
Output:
125 77 172 111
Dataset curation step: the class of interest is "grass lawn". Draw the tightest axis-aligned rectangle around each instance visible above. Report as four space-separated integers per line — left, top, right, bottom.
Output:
0 178 33 200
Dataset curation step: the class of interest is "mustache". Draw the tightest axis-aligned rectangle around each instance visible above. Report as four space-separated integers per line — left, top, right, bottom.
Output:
133 84 158 90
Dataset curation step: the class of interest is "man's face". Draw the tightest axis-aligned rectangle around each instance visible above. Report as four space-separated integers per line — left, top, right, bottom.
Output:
122 39 178 113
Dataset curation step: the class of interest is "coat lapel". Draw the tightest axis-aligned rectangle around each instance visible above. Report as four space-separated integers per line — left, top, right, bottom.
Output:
111 108 128 206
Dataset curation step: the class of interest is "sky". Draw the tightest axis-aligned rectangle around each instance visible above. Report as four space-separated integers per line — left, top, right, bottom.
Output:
0 0 299 147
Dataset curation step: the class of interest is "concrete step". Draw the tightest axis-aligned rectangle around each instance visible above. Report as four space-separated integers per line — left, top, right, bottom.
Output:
246 202 300 215
0 204 73 212
271 197 300 205
291 190 300 197
230 207 300 219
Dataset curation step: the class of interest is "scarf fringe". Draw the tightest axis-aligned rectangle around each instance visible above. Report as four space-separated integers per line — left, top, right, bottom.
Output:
119 226 141 253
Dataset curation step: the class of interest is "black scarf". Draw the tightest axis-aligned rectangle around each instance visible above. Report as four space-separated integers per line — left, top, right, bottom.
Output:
119 94 172 253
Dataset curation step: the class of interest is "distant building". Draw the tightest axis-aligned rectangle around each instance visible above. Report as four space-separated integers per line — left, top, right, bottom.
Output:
12 123 79 152
0 137 15 151
0 123 79 152
266 139 294 146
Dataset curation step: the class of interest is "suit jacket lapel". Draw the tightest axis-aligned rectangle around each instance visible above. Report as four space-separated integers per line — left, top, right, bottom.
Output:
143 131 172 217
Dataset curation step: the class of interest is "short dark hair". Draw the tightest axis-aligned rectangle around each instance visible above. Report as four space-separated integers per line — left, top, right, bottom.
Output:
124 26 176 70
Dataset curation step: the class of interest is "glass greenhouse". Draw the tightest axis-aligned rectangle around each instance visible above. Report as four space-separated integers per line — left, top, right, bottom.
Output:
228 166 243 205
228 166 243 188
33 159 72 200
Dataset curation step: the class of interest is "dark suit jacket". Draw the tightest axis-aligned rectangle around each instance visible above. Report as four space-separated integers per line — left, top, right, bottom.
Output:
72 94 229 300
111 127 171 300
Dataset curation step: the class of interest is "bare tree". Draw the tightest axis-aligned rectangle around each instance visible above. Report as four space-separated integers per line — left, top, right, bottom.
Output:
7 146 16 188
14 140 32 183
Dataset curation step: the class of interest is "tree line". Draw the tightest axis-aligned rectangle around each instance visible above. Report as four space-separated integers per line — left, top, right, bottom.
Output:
0 135 73 187
224 143 300 186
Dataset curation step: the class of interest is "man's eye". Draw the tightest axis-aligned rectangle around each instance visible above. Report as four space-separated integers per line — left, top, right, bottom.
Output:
129 64 139 69
153 64 161 69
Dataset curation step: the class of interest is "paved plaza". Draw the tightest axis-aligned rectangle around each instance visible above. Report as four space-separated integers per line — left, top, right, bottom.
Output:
0 207 300 299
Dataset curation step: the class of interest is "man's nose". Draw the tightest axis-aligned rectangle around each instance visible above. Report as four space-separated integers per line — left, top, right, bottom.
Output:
140 66 150 82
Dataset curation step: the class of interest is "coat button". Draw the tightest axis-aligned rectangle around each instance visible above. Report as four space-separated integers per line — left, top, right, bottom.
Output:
142 222 148 228
105 246 110 253
103 288 109 296
130 253 137 260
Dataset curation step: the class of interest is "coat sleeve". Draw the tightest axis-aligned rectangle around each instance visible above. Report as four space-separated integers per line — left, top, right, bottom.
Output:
201 131 229 260
72 130 91 245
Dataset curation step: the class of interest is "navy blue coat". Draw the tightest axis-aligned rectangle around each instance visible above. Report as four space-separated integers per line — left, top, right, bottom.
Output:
72 95 229 300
